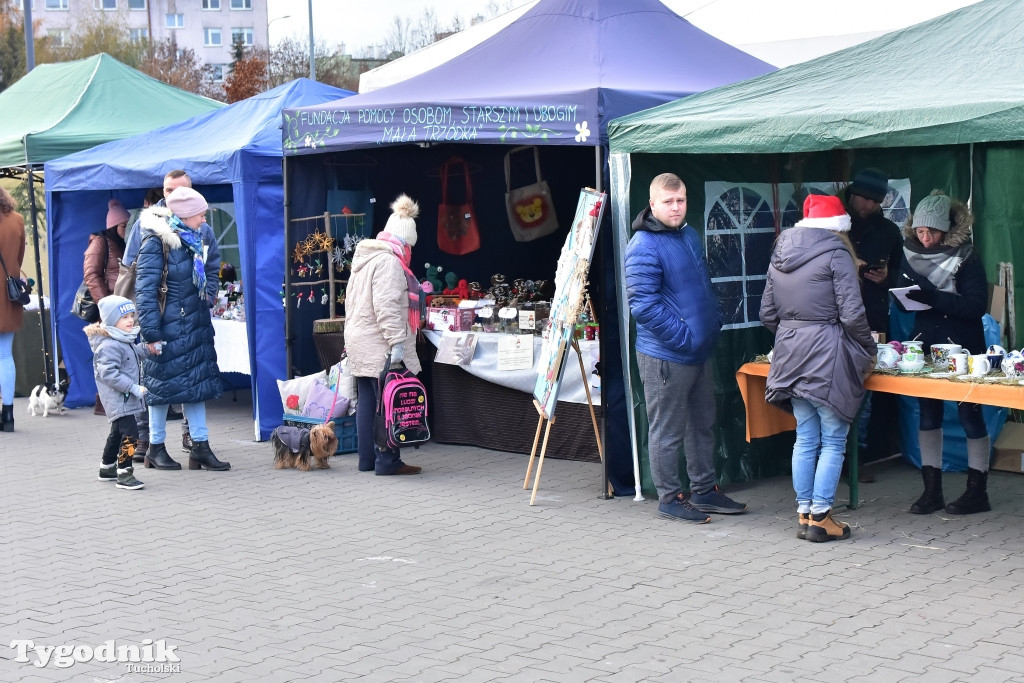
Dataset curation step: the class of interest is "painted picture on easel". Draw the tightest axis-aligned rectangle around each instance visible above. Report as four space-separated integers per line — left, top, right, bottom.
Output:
533 188 606 418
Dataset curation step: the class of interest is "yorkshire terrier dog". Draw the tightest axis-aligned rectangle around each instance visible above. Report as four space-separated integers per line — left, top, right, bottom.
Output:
271 421 338 471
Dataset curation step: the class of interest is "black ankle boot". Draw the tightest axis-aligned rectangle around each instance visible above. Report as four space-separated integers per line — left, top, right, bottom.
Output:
1 404 13 432
910 465 944 514
144 442 182 470
189 440 230 471
945 468 991 515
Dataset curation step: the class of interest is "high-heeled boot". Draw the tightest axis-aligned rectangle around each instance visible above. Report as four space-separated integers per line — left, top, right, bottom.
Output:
144 442 182 470
909 466 944 514
1 404 13 432
189 440 230 471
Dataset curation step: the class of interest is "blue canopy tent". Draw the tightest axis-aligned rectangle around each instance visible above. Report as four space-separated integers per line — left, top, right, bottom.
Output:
281 0 774 495
44 79 354 440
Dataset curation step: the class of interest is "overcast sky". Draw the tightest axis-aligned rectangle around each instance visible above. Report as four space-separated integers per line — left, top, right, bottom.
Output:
266 0 982 56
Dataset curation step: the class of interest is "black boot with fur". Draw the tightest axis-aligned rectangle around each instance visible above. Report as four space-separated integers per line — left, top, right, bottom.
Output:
909 465 944 514
945 468 991 515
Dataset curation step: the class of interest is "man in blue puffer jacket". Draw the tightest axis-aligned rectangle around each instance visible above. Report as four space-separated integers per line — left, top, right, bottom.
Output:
625 173 746 523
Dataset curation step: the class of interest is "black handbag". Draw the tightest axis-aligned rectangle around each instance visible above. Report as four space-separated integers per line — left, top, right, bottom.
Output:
0 251 30 306
71 280 99 322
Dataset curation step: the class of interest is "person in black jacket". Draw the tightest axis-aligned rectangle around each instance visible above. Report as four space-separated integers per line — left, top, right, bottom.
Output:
899 190 990 515
844 169 904 471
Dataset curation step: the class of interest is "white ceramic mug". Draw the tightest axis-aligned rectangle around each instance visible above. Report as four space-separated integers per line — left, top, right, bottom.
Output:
931 343 963 371
876 344 899 369
968 354 990 377
949 353 969 375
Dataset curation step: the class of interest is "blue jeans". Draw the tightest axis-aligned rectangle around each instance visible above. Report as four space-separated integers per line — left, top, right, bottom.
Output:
149 402 207 443
791 397 850 514
0 332 13 405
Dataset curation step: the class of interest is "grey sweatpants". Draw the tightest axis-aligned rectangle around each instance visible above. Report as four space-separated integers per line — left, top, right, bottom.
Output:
637 352 717 503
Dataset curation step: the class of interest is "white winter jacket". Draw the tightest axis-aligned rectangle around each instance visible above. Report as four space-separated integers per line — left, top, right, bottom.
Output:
344 238 421 377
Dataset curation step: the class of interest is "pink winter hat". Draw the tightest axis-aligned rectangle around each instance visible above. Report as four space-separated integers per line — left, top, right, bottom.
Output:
165 186 209 219
106 199 130 228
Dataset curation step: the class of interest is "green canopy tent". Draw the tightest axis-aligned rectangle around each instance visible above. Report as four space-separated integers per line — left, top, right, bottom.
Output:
606 0 1024 493
0 53 223 385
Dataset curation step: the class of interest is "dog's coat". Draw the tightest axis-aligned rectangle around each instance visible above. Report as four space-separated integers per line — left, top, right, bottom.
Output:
27 380 68 417
271 421 338 471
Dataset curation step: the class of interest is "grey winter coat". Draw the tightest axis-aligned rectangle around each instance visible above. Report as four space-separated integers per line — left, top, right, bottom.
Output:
136 207 222 406
86 322 150 422
344 238 421 378
759 226 876 423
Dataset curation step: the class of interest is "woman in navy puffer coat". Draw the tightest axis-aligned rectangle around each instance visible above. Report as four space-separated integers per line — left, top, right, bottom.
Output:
136 187 229 472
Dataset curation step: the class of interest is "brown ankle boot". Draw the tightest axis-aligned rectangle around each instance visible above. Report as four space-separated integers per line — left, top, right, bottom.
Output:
805 510 851 543
796 513 809 540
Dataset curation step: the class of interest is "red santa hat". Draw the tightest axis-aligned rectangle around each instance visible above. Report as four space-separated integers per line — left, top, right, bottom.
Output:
794 194 851 232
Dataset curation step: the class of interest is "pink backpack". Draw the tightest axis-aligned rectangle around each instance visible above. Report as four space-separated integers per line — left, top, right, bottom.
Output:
373 356 430 450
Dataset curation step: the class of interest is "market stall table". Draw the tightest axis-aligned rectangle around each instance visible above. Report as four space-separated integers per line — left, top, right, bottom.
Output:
212 318 250 375
423 331 603 462
735 362 1024 508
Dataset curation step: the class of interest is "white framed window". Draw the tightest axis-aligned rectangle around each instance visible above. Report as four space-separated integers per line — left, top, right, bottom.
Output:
231 27 253 46
129 27 149 41
48 28 69 47
209 64 225 82
45 0 69 10
128 0 146 9
230 0 251 9
166 13 184 29
94 0 116 9
15 1 35 10
204 27 222 46
203 0 221 9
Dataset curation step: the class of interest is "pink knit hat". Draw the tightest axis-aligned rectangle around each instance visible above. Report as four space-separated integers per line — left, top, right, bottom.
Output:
165 186 209 219
106 199 130 229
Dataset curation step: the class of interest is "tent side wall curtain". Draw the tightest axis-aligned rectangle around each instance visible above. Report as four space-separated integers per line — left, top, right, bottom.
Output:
235 176 289 440
616 145 983 496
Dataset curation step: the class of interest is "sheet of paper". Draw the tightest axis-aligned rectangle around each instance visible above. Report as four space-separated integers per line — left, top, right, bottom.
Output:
890 285 932 311
434 333 478 366
497 334 534 371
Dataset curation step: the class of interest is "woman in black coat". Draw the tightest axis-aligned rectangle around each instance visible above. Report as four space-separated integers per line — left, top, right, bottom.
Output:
136 187 229 472
899 190 989 515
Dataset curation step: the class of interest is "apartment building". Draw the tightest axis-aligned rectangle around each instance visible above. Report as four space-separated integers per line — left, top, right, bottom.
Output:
17 0 269 82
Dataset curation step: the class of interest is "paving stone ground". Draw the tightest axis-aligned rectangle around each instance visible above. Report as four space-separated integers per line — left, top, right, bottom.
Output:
1 392 1023 682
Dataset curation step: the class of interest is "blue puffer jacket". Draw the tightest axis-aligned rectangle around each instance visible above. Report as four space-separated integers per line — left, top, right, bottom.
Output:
136 207 222 406
625 207 721 365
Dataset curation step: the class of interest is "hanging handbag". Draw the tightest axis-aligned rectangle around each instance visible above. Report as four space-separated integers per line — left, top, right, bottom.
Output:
504 145 559 241
437 157 482 256
0 250 30 306
112 235 170 315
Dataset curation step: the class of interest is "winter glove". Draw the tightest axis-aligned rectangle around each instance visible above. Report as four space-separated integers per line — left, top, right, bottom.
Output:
129 384 147 399
389 344 404 364
906 288 935 305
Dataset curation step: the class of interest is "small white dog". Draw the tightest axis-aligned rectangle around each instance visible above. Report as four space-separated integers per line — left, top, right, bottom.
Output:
27 380 69 417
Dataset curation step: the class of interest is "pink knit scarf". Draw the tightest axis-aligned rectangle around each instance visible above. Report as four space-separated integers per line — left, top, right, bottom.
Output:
377 232 422 334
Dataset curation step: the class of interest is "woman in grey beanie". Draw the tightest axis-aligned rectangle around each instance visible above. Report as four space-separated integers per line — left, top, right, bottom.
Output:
898 190 990 515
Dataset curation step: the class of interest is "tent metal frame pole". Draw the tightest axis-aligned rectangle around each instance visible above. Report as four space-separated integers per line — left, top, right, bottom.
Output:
283 155 294 378
595 145 611 498
26 167 54 387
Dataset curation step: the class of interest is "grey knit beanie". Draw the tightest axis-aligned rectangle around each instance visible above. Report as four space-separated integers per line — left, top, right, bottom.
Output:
98 295 136 328
912 192 951 232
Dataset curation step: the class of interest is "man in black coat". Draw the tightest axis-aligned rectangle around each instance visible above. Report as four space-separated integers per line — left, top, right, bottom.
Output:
843 168 904 472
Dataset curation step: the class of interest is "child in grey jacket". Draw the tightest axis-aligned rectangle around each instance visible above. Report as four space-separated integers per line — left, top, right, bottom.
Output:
85 296 161 490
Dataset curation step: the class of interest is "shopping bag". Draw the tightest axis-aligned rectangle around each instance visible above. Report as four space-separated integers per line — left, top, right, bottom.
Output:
437 157 481 255
504 146 559 241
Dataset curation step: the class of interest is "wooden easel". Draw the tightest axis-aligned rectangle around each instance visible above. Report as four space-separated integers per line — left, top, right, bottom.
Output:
523 337 608 506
